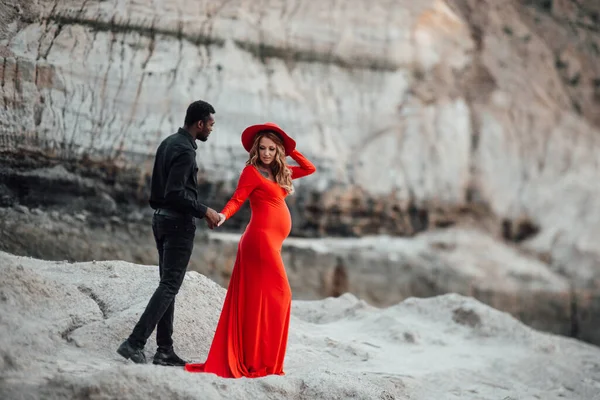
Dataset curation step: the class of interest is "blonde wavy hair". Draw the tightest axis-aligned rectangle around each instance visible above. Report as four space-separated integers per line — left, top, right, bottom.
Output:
246 131 294 194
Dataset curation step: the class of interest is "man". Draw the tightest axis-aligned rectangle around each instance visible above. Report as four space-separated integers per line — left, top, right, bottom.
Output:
117 100 222 366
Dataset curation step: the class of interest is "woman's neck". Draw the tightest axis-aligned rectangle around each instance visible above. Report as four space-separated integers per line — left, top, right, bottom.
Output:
257 162 272 172
256 163 276 180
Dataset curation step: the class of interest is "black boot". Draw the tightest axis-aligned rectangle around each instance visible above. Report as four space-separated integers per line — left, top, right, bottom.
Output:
117 340 147 364
152 348 188 367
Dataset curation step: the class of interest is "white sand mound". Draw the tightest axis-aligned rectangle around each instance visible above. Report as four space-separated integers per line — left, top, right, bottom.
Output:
1 251 599 400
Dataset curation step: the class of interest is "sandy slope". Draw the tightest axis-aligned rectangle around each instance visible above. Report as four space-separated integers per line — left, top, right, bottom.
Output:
0 251 599 400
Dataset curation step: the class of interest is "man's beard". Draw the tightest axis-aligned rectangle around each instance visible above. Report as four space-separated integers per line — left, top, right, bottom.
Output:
197 132 209 142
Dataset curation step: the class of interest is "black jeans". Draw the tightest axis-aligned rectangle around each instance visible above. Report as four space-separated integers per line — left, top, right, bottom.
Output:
128 214 195 351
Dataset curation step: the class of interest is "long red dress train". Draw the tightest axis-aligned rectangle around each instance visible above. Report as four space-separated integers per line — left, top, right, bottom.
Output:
185 149 316 378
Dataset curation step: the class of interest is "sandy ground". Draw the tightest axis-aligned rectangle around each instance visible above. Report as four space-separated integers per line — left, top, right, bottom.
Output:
0 250 599 400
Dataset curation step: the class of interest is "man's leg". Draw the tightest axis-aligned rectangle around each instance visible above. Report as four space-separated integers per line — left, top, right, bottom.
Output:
116 217 163 363
118 216 193 363
128 229 193 347
156 243 175 353
150 224 195 366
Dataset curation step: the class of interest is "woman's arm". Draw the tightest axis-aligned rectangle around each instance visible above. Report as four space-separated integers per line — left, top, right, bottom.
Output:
288 149 316 179
220 166 260 221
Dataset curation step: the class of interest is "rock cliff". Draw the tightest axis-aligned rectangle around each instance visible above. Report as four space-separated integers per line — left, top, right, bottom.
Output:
1 0 598 239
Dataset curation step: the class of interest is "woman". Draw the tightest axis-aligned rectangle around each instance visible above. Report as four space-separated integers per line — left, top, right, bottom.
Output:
185 122 316 378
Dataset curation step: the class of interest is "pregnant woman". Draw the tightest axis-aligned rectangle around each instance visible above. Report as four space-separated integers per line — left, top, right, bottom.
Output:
185 122 316 378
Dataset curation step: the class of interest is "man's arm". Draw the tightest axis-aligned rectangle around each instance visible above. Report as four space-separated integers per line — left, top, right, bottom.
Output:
164 150 208 219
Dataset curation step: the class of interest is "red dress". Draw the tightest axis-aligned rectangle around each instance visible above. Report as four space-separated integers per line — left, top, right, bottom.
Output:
185 149 316 378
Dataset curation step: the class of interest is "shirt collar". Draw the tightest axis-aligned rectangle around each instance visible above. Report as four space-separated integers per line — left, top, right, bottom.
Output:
177 127 197 150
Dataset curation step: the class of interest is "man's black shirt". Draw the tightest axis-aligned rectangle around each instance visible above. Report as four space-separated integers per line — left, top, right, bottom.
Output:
149 128 208 218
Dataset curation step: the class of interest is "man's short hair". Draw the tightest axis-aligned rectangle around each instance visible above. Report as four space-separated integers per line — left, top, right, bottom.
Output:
184 100 216 126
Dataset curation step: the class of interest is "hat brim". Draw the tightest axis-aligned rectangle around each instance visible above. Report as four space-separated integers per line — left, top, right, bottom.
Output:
241 123 296 156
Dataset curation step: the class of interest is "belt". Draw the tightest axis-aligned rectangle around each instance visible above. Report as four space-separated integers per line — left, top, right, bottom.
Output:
154 208 189 218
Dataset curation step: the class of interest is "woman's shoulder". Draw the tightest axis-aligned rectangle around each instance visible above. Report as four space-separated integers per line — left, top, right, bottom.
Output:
239 164 261 180
241 164 258 174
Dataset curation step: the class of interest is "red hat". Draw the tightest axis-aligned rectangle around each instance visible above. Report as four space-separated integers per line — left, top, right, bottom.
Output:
241 122 296 156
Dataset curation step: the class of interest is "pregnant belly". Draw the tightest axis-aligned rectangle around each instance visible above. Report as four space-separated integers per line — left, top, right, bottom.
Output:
247 204 292 240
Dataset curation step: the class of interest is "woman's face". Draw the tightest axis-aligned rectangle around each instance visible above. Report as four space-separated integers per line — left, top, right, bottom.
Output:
258 136 277 166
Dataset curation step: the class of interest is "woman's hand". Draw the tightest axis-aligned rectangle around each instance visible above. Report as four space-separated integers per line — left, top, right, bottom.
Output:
217 213 226 227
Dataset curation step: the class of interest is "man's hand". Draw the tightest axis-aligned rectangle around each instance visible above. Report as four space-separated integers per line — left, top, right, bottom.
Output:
204 207 221 229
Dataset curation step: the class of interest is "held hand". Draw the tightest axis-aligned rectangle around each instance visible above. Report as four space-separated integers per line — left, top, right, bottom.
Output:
204 207 221 230
217 213 226 227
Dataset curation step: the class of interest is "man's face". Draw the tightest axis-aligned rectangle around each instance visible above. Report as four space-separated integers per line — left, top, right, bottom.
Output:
196 114 215 141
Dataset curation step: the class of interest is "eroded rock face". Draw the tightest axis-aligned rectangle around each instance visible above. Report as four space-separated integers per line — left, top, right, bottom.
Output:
0 0 597 246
